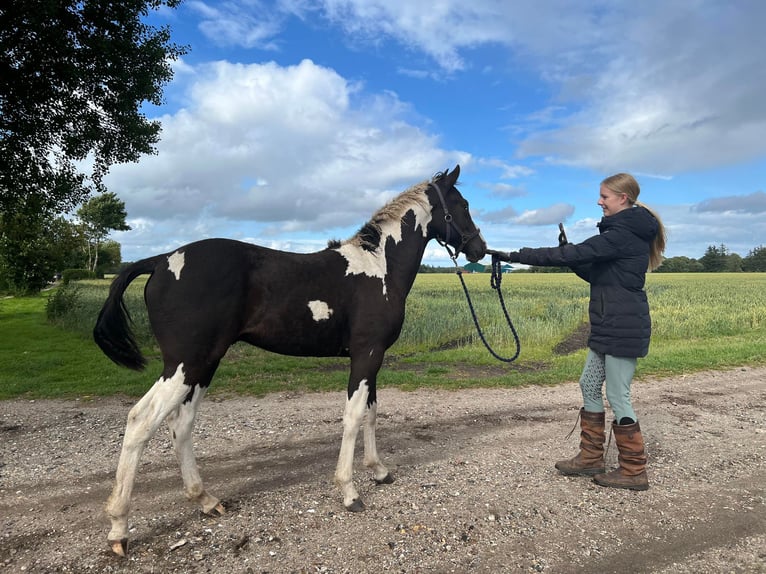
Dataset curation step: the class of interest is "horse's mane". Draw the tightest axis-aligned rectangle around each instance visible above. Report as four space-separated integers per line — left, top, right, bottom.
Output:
328 172 447 252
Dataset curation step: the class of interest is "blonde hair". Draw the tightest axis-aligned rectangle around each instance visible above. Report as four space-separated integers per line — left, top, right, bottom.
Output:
601 173 667 271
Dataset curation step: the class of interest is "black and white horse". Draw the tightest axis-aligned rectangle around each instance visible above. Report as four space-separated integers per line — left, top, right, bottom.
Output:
94 165 486 555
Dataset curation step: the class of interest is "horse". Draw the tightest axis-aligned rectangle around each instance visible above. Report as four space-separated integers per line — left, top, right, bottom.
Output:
93 165 486 556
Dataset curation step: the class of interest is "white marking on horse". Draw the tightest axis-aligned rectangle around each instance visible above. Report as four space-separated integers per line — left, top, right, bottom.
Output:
412 205 432 238
167 250 185 280
308 300 333 321
335 379 370 508
337 243 389 294
335 195 433 296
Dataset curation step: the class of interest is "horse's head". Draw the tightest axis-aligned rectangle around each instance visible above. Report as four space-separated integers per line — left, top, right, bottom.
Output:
427 165 486 263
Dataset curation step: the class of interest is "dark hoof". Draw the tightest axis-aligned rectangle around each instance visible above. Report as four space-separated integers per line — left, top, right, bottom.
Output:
375 473 395 485
345 499 366 512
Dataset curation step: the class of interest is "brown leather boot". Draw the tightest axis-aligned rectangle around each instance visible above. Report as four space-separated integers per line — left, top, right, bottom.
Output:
593 420 649 490
555 409 606 476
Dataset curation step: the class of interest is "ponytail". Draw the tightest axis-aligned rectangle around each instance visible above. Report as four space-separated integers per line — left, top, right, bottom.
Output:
636 200 666 271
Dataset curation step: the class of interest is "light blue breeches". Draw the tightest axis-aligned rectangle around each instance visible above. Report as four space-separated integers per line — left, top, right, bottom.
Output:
579 348 638 423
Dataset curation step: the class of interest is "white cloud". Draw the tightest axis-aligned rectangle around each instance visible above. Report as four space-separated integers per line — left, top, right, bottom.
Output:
692 191 766 215
480 202 574 226
186 2 766 177
106 59 465 260
513 203 576 226
658 203 766 258
483 182 526 199
188 0 286 49
514 3 766 173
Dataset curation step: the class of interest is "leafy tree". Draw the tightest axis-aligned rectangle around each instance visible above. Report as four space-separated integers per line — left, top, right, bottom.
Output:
743 245 766 272
96 240 123 276
724 252 743 272
0 210 82 293
699 244 729 272
77 192 130 271
0 0 185 291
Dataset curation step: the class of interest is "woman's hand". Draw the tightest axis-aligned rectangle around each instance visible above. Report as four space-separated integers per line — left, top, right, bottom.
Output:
486 249 520 263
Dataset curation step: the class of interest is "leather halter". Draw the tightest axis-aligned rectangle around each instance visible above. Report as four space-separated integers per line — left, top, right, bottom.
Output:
429 181 482 260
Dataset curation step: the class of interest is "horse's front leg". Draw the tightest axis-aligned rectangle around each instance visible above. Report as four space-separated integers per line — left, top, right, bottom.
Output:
335 377 370 511
335 347 393 511
364 401 394 485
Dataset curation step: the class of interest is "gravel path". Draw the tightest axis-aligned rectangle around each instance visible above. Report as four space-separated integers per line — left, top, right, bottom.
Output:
1 366 764 573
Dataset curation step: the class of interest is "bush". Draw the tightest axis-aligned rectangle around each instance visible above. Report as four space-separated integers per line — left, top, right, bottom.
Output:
45 280 156 347
62 269 97 284
46 284 83 323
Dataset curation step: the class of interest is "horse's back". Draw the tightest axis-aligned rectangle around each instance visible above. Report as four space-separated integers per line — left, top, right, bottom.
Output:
142 238 354 359
144 238 251 297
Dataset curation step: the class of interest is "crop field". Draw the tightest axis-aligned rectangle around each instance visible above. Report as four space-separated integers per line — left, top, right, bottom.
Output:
2 272 765 399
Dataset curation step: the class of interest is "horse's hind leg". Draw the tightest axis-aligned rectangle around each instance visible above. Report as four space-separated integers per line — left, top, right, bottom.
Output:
105 363 191 556
165 384 224 516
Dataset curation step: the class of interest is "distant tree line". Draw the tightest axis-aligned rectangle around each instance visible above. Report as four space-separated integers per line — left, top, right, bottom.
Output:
658 244 766 272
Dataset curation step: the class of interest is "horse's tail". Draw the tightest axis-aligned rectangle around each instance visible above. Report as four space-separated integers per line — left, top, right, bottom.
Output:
93 256 161 371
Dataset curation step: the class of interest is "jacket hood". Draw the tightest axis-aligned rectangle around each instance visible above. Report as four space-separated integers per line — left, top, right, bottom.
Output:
598 205 658 242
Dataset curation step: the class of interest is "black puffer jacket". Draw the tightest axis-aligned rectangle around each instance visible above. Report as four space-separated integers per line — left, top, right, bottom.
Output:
513 206 659 358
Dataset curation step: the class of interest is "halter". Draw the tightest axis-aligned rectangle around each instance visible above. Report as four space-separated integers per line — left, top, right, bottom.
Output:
428 179 520 362
428 181 482 261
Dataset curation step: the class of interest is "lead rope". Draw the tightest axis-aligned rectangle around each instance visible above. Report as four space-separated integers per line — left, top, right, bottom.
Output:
564 409 582 440
449 251 521 362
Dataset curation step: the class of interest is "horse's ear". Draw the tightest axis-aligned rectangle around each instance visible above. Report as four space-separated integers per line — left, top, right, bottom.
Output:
445 165 460 187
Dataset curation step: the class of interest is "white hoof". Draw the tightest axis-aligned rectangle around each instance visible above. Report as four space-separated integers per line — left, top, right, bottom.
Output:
109 538 128 557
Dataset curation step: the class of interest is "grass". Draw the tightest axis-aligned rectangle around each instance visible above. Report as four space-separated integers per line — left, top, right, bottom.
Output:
0 294 146 397
1 272 764 400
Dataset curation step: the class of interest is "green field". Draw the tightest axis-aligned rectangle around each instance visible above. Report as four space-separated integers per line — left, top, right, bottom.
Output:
1 272 764 399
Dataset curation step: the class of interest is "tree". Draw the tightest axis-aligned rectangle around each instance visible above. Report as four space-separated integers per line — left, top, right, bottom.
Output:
0 211 82 292
0 0 185 291
724 253 743 272
699 244 729 272
97 240 123 275
77 192 130 271
743 245 766 272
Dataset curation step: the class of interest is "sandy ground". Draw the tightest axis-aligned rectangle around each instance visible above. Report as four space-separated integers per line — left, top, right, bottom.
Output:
0 365 764 573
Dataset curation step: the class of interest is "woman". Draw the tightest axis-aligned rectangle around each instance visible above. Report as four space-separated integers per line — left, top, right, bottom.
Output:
497 173 666 490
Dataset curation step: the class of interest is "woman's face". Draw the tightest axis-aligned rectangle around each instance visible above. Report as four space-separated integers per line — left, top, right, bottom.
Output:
598 185 629 217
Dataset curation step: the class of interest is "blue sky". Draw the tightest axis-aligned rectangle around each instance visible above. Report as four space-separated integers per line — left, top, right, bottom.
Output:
104 0 766 266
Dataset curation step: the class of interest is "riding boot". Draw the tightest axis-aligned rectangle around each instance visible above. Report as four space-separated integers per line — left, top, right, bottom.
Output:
593 420 649 490
554 408 606 476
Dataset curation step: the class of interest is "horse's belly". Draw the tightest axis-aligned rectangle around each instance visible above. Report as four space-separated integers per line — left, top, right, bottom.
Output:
241 326 349 358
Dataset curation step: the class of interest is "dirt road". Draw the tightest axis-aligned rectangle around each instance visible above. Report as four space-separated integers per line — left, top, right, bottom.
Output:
1 366 764 573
